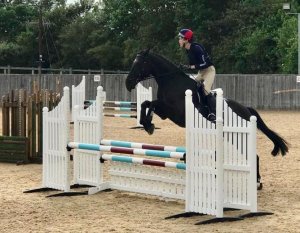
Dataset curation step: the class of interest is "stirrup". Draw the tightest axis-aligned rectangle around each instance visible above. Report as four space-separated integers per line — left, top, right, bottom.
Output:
207 113 216 122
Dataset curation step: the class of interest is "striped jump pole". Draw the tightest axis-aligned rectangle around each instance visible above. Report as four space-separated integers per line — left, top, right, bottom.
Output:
100 139 186 153
104 101 137 107
101 154 186 170
103 107 137 111
67 142 185 159
84 100 137 107
104 114 137 118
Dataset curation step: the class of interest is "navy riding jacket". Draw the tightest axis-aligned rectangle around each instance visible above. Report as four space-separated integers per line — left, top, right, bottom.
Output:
186 42 213 70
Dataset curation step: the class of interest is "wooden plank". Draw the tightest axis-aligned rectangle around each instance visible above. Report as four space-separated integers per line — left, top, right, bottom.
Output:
2 94 10 136
0 74 300 110
37 90 43 158
0 136 29 164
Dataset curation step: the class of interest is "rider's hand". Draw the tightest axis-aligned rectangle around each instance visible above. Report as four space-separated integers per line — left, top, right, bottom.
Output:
179 64 190 70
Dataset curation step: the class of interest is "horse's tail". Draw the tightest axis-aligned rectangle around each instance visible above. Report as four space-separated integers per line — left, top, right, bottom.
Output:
247 107 289 156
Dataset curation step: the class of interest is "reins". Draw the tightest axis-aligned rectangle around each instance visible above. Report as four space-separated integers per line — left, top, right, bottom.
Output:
135 52 197 82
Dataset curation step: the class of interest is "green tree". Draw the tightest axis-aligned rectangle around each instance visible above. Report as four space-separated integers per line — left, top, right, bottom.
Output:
0 3 37 66
58 13 99 68
276 16 297 73
0 0 299 74
210 0 285 73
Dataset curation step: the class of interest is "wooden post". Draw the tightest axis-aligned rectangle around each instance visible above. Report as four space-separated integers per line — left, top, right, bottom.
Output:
2 95 10 136
27 94 33 158
37 89 43 158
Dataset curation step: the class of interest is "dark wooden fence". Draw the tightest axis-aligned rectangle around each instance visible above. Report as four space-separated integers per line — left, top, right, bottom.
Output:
216 74 300 109
0 74 299 109
1 86 60 163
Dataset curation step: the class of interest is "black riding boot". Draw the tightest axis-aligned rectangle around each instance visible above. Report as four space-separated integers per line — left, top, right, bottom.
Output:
205 93 216 122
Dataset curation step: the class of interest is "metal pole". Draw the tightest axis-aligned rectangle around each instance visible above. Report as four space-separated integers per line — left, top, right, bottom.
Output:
298 13 300 74
38 5 43 89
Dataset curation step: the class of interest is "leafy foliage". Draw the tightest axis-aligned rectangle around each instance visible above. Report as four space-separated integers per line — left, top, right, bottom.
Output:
0 0 299 73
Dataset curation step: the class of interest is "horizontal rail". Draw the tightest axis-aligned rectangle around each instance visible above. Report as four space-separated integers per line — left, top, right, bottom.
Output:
101 154 186 170
68 142 185 159
100 139 186 153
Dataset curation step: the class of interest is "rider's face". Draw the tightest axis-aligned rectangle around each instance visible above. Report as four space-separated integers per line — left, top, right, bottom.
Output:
178 37 186 48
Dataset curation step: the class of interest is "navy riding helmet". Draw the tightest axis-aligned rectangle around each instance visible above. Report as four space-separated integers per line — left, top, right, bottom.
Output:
178 29 193 42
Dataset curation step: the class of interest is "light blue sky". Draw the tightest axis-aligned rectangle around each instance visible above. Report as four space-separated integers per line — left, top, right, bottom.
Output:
66 0 101 5
66 0 78 4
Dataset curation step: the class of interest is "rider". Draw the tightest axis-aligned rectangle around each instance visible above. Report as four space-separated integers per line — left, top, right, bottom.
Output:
178 28 216 121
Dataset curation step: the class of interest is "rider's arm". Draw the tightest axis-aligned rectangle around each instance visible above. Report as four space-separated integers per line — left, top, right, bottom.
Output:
192 45 207 70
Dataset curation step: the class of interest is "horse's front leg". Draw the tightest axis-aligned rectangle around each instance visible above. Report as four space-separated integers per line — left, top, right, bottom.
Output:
140 100 154 134
140 100 166 135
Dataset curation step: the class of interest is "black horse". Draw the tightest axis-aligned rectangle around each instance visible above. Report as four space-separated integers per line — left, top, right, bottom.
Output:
126 50 288 184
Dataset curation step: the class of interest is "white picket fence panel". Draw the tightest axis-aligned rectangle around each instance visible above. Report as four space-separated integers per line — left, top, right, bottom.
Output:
72 86 184 199
222 101 257 212
73 86 103 187
71 76 86 121
42 87 70 192
185 89 257 218
105 162 185 199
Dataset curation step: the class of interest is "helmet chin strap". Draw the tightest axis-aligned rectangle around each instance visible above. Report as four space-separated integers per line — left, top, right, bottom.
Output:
184 41 191 49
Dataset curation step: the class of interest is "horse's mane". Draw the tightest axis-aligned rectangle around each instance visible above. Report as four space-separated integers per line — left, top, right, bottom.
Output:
148 52 188 76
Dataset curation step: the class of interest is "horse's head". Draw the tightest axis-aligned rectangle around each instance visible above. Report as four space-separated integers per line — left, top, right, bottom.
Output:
126 49 153 92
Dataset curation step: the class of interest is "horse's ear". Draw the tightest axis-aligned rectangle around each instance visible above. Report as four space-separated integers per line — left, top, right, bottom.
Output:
144 48 150 55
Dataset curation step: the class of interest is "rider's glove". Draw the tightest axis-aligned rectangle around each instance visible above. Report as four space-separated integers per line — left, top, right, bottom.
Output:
179 64 191 70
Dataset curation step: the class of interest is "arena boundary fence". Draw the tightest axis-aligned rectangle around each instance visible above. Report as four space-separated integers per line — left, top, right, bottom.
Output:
25 86 272 224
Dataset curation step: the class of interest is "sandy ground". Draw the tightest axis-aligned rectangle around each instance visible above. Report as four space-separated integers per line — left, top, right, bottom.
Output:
0 110 299 233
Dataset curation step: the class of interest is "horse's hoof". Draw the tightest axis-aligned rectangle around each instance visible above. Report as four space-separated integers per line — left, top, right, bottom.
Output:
257 182 263 190
207 113 216 122
146 124 155 135
180 153 186 163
